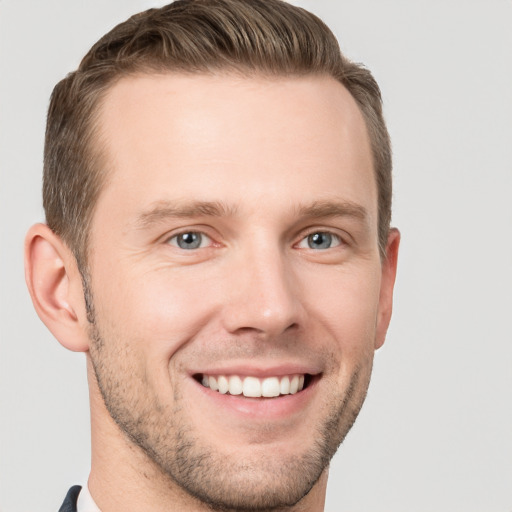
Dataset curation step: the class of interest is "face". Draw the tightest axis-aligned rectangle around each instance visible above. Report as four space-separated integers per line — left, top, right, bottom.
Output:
85 73 397 510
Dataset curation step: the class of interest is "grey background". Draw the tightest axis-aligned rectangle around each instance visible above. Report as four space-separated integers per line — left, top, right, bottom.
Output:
1 1 511 511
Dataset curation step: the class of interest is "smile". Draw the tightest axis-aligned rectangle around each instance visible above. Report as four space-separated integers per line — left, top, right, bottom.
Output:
198 374 308 398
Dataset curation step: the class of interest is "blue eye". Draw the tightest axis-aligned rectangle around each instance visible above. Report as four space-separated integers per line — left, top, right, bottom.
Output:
298 232 341 250
168 232 210 250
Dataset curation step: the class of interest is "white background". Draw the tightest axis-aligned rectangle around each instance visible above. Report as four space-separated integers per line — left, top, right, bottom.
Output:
1 1 511 511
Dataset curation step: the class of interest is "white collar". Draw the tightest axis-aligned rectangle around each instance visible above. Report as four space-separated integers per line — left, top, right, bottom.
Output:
76 483 102 512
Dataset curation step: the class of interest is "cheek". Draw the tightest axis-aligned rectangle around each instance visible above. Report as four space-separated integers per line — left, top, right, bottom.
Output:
300 263 382 356
93 264 222 358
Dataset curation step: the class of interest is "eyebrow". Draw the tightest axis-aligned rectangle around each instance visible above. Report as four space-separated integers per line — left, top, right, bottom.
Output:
135 200 238 229
134 198 370 230
296 200 370 224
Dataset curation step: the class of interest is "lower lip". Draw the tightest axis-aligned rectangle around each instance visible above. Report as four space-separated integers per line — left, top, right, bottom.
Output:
190 376 319 420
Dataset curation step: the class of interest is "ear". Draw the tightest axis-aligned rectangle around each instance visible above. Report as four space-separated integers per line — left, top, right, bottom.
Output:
24 223 90 352
375 228 400 350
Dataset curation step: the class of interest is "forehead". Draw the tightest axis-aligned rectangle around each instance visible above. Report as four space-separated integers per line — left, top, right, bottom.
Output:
94 72 376 226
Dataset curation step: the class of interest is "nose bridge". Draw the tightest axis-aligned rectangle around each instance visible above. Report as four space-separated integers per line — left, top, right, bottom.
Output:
221 237 301 336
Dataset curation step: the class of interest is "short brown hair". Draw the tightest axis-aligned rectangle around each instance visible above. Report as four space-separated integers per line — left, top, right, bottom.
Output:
43 0 392 268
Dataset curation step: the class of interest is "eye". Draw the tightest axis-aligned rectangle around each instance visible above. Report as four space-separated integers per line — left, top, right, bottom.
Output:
297 231 342 250
167 231 211 250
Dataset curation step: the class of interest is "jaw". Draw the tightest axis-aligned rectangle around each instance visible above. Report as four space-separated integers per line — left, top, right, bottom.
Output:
87 350 373 512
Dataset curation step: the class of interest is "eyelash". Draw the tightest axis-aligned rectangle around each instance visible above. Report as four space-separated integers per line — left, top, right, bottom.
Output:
166 231 213 250
165 229 345 251
295 231 343 250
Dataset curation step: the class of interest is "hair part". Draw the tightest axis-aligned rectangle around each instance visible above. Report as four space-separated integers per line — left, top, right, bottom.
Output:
43 0 392 268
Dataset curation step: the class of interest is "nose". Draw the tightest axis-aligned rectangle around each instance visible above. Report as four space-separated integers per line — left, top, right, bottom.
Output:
220 244 303 338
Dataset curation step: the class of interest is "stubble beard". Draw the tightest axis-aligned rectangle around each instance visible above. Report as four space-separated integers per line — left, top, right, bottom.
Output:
85 282 372 511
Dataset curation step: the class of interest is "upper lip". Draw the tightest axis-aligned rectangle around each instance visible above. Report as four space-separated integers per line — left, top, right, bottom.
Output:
189 362 323 378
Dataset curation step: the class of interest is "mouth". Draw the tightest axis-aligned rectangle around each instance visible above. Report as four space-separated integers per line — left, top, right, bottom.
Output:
194 373 316 398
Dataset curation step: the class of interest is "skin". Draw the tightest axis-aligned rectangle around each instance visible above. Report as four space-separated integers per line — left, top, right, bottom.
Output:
25 73 399 512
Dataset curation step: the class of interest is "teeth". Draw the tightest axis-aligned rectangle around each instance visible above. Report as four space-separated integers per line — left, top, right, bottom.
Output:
290 375 299 394
208 376 219 392
229 375 243 395
200 373 307 397
261 377 280 397
280 376 290 395
218 375 229 394
243 377 261 397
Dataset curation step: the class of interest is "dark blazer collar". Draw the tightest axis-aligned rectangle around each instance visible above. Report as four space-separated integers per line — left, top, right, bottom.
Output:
58 485 82 512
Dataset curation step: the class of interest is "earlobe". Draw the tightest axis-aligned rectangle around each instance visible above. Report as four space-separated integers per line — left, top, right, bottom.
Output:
24 223 90 352
375 228 400 350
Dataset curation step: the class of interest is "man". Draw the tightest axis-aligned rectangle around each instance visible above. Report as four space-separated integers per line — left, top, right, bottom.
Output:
24 0 399 510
